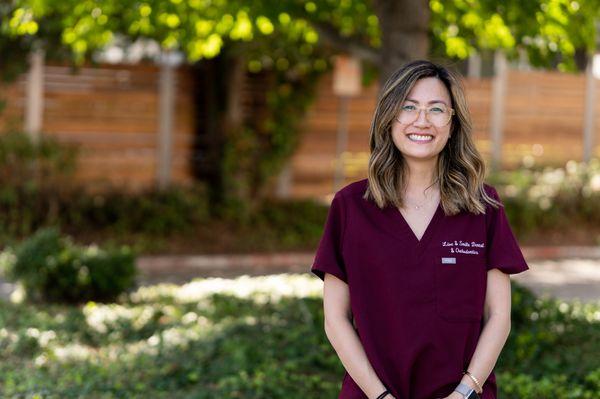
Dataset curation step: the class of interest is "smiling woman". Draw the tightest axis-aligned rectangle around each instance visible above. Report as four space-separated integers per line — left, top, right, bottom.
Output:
392 77 454 163
311 60 529 399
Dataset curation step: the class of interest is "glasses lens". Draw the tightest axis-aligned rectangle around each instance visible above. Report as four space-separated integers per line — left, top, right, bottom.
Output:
428 107 451 126
397 105 452 126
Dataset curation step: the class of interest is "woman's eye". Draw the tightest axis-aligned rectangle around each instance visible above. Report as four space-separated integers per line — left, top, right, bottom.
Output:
402 105 416 111
429 107 444 114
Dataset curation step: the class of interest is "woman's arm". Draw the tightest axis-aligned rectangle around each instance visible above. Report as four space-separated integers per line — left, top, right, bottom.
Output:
323 273 395 399
453 268 513 396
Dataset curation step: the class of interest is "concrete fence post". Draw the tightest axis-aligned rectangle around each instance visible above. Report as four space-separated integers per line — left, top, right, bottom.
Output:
157 51 177 189
583 20 600 162
25 48 45 143
467 52 481 79
490 51 507 170
275 163 293 198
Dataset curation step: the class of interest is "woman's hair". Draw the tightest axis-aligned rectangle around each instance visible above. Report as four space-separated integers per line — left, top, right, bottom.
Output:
363 59 500 215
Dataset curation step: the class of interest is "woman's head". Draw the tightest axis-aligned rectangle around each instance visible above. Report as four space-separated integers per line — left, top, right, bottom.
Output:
364 60 499 215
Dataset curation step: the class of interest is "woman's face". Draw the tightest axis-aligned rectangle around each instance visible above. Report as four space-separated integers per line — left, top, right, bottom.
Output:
391 77 452 164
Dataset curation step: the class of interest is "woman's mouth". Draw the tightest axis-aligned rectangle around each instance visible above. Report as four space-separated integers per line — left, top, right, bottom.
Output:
407 133 434 143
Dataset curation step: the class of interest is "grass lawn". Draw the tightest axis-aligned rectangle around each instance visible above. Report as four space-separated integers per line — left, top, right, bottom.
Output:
1 275 599 398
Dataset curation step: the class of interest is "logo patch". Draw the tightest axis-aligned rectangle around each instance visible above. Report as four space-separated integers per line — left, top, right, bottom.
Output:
441 257 456 264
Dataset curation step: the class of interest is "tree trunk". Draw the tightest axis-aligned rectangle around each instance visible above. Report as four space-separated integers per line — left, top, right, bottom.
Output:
191 51 246 215
574 47 589 72
373 0 430 85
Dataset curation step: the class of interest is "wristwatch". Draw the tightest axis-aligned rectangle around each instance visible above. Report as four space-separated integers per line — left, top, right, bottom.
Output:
453 382 480 399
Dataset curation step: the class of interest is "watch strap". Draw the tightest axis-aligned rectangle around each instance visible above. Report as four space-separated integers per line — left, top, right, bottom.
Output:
454 382 480 399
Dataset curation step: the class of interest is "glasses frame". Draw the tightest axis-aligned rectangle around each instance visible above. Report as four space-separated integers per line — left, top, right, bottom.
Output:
395 104 455 127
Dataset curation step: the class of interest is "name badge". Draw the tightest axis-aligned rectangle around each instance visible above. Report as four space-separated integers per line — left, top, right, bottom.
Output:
441 257 456 264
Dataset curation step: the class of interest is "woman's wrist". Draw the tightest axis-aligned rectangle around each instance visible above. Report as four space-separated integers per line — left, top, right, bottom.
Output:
462 370 483 394
373 387 391 399
459 375 481 394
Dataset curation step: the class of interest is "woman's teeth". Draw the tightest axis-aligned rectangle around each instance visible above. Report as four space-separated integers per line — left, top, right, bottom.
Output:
407 134 433 142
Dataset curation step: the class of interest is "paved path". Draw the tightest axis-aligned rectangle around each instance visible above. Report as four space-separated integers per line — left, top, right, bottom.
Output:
2 249 600 303
136 254 600 303
511 258 600 303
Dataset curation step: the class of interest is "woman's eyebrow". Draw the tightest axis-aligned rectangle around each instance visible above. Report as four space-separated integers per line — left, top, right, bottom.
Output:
405 98 448 106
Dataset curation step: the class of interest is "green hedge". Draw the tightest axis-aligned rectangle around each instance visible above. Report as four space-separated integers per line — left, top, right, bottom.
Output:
0 275 598 398
2 228 136 303
487 159 600 241
1 130 600 251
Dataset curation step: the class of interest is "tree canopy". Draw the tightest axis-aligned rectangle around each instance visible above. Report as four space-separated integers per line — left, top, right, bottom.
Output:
2 0 600 74
2 0 600 208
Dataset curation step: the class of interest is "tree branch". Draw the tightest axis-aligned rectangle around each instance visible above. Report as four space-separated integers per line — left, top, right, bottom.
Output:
310 20 379 64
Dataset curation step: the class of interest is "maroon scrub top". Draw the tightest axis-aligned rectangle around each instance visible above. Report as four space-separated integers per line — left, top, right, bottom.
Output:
311 178 529 399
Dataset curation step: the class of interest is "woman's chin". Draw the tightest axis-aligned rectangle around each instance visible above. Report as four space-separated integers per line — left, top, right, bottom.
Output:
401 150 442 162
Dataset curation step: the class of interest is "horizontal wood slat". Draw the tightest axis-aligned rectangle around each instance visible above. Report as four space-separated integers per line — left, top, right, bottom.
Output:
2 63 600 198
291 69 600 198
0 62 196 190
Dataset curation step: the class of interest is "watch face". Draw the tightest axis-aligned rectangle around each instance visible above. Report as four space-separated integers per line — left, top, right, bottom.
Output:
466 391 480 399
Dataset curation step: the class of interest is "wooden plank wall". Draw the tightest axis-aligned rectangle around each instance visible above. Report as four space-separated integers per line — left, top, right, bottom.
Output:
0 77 25 133
0 62 195 191
2 64 599 199
290 70 600 198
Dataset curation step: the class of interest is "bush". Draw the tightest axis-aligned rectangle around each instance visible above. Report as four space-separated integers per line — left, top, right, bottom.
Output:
63 184 211 236
0 131 211 244
488 158 600 240
0 131 77 239
4 227 136 303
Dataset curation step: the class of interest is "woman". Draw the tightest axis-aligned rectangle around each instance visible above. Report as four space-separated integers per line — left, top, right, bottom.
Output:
311 60 529 399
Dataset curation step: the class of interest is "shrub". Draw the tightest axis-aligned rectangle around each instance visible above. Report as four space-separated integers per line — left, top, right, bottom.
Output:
0 131 77 238
5 227 136 303
63 184 210 236
488 158 600 239
0 131 211 242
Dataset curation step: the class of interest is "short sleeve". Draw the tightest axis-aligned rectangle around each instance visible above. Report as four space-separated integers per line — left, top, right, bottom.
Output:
485 186 529 275
310 192 348 283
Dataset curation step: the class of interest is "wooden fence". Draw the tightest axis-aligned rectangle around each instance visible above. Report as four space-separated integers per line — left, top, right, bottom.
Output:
0 61 195 191
288 69 600 198
1 60 599 199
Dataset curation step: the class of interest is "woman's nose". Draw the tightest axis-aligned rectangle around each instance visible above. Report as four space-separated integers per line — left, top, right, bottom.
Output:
413 109 431 127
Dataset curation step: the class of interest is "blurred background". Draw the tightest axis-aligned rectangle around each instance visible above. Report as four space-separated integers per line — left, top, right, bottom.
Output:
0 1 599 398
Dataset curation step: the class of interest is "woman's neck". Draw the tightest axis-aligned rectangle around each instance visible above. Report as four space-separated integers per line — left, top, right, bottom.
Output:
404 158 438 193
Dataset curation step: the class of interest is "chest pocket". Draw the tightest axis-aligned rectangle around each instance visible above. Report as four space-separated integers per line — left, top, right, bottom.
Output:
434 249 486 322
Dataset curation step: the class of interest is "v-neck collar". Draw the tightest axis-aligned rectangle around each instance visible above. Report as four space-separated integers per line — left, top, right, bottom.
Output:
384 201 443 257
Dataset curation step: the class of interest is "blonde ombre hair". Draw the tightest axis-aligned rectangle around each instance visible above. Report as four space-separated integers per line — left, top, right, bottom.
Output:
363 60 500 215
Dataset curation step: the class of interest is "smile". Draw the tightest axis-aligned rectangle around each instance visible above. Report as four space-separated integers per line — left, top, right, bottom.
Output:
407 133 434 142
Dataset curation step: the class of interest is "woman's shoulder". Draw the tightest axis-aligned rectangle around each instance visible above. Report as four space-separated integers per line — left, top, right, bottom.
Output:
335 178 369 200
482 182 499 198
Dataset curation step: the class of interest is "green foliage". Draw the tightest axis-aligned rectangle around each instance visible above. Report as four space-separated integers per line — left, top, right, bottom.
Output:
487 158 600 240
0 131 76 177
0 131 77 239
229 197 329 251
430 0 600 71
0 275 598 397
4 1 599 74
2 0 379 62
63 185 211 236
4 0 599 211
221 65 326 214
0 131 211 244
0 131 329 253
4 227 136 303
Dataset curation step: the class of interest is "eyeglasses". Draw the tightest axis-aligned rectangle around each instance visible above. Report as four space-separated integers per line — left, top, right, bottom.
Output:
395 104 455 127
